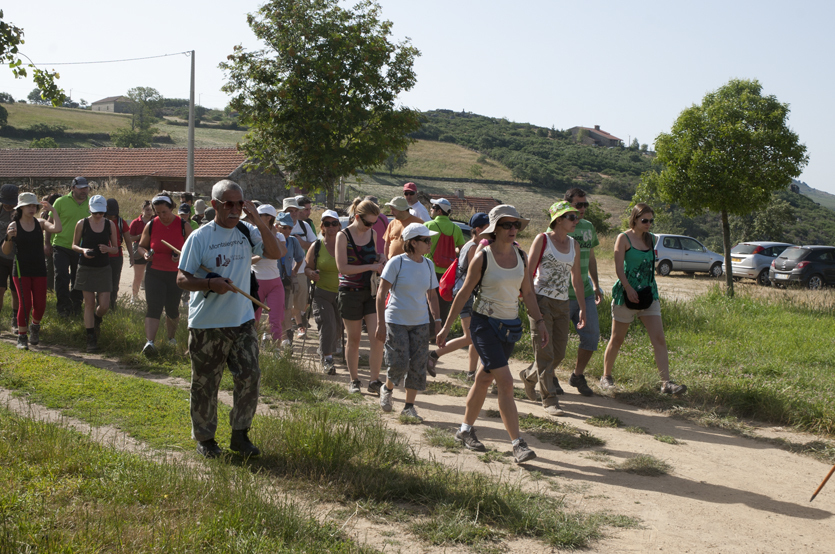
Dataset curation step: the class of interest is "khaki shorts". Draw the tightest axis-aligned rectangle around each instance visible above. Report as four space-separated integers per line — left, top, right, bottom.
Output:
611 299 661 324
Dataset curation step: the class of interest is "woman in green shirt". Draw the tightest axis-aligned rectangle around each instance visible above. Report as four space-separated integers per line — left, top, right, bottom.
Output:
602 203 686 395
304 210 344 374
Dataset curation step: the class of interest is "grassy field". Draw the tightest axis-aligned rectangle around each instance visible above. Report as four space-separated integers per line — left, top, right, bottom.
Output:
374 139 515 180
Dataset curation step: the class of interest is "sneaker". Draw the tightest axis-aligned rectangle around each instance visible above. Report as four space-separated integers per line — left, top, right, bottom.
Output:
348 380 362 394
168 338 177 346
322 357 336 375
230 428 261 457
465 371 476 382
519 369 537 401
599 375 615 390
400 405 423 422
296 328 307 339
380 386 394 412
280 339 293 352
569 373 594 397
426 351 439 378
196 438 222 458
661 381 688 395
543 403 565 416
454 428 487 452
86 335 99 353
490 383 498 395
512 439 537 464
16 334 28 351
367 379 383 396
142 340 157 357
29 323 40 346
552 377 565 395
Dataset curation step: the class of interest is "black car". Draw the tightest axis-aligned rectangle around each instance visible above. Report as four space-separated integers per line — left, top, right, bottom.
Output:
768 246 835 290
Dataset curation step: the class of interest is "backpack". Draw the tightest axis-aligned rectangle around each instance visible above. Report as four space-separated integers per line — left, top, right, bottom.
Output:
438 258 458 301
235 222 260 311
430 222 457 269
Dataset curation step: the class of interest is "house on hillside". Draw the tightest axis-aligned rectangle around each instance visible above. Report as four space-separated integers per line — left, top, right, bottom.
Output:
91 96 133 113
0 148 287 200
568 125 623 147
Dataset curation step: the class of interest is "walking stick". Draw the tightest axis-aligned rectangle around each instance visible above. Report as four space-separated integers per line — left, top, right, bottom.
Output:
810 464 835 502
160 240 270 312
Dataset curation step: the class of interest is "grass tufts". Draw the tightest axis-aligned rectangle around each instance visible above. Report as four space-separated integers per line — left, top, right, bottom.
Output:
611 455 672 476
586 414 625 428
654 435 683 445
518 414 605 450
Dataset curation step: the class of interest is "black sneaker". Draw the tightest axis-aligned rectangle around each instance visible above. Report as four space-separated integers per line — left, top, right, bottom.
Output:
367 379 383 396
661 381 687 395
86 334 99 353
230 429 261 457
348 380 362 394
16 334 28 350
454 428 487 452
29 323 40 346
196 438 222 458
513 439 537 464
569 373 593 397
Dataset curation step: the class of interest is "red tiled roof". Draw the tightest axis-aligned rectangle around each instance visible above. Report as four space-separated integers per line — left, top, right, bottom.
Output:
0 148 246 179
429 194 501 216
579 127 622 142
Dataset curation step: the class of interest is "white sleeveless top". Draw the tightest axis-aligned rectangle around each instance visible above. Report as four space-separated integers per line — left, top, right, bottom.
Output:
533 235 575 300
473 246 525 320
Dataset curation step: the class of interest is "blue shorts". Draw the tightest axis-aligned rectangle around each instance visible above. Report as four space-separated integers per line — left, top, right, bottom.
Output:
570 294 600 351
470 312 515 371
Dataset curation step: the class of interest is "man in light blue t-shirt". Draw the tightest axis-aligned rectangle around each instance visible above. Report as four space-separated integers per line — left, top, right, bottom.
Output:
177 180 284 459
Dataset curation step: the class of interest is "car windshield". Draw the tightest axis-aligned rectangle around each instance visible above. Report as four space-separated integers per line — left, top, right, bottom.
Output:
732 244 760 254
780 248 808 261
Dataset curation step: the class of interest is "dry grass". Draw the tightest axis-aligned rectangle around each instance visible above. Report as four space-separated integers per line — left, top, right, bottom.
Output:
5 103 131 132
376 140 514 181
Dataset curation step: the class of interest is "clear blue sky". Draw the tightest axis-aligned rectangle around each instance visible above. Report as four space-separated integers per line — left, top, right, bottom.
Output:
4 1 833 192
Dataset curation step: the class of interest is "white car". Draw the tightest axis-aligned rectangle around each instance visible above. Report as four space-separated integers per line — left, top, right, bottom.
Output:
654 234 724 277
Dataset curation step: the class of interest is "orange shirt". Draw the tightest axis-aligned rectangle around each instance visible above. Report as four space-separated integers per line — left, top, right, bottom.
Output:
383 214 425 258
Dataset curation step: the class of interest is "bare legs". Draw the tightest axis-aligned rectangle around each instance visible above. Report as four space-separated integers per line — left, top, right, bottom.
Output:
145 316 178 343
603 315 669 382
132 264 146 299
463 365 520 441
343 313 384 382
82 291 109 328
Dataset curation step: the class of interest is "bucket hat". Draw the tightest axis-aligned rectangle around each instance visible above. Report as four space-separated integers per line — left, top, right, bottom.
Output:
481 205 529 235
385 196 409 211
548 201 579 227
14 192 39 210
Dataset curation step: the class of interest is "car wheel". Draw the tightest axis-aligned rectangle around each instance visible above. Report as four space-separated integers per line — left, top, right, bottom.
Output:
756 269 771 287
709 262 723 278
657 260 672 276
807 274 825 290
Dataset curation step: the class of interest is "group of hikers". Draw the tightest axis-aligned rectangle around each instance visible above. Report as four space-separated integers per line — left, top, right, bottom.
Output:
1 178 686 462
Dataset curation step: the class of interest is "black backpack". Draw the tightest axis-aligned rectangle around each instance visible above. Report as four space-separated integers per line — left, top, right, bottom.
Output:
235 222 260 311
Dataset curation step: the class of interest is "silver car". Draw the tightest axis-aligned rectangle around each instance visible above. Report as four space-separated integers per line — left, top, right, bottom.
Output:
654 234 724 277
723 242 794 286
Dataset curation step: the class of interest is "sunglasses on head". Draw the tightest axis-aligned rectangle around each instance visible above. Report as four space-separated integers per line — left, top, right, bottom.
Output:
640 218 655 224
221 200 245 210
497 221 522 230
321 220 340 228
403 191 416 196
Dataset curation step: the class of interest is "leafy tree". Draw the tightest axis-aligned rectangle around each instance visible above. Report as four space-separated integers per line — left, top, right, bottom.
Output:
79 98 88 109
0 104 6 127
468 163 484 179
0 92 12 103
629 138 639 150
30 136 59 148
585 201 613 235
1 10 65 106
221 0 422 206
126 87 162 131
383 150 407 175
640 143 648 152
729 197 794 244
111 127 155 148
28 88 49 105
638 79 808 296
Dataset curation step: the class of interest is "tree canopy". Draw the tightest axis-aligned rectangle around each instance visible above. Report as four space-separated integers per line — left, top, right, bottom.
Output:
221 0 422 204
638 79 808 295
1 10 65 106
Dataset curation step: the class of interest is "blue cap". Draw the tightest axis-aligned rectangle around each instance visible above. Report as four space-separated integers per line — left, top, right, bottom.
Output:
277 211 294 228
469 212 489 229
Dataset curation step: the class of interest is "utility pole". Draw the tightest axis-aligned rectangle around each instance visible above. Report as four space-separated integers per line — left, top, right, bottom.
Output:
186 50 195 193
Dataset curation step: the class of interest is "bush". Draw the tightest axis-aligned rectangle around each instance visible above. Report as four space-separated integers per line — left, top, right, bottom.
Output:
30 137 59 148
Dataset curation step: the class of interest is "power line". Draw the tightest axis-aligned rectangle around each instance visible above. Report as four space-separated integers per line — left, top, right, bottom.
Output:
34 51 192 66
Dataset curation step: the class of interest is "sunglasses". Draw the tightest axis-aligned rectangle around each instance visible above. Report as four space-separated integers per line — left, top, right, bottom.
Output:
640 218 655 224
497 221 523 230
573 202 589 209
412 237 432 244
321 220 341 228
358 215 376 227
565 213 579 222
221 200 245 210
403 191 416 196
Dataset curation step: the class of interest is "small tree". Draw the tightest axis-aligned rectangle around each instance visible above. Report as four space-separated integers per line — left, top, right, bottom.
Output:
0 92 13 103
383 150 407 175
0 104 7 127
30 136 59 148
126 87 162 131
28 88 49 105
468 163 484 179
638 79 808 296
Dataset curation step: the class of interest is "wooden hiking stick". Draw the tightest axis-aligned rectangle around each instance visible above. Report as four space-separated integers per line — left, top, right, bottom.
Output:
161 240 270 312
810 464 835 502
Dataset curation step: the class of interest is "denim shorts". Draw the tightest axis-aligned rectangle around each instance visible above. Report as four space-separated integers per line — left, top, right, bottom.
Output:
470 312 516 371
570 294 600 351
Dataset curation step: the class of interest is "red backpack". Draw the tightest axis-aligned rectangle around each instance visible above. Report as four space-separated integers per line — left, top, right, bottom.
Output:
438 258 458 301
431 226 457 269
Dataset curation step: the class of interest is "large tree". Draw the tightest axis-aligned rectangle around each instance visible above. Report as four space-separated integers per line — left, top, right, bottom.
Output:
111 87 162 148
220 0 422 205
638 79 808 296
1 10 66 106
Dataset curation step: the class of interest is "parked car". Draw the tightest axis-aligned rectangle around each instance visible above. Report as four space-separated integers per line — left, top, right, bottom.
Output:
654 234 724 277
768 245 835 289
724 242 794 286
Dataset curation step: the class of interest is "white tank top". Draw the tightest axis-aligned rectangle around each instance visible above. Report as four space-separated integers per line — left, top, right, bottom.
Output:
533 235 575 300
473 246 525 320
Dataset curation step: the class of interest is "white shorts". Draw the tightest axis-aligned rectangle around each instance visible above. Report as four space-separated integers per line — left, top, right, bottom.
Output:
611 299 661 324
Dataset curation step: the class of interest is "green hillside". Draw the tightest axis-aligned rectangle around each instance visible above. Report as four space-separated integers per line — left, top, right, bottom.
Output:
795 180 835 211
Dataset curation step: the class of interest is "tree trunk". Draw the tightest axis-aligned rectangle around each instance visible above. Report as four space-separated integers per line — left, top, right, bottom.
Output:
326 182 335 209
722 209 734 297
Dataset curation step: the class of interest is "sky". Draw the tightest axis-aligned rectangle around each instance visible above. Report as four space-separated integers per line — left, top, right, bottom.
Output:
3 0 834 193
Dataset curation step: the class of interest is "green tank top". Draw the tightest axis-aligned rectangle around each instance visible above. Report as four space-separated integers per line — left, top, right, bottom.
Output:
612 233 658 306
315 241 340 293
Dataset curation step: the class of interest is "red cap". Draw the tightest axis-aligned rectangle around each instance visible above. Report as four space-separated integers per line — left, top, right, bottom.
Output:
403 182 417 192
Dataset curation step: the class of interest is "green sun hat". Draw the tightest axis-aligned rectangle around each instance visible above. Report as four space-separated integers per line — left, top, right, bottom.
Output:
548 201 579 227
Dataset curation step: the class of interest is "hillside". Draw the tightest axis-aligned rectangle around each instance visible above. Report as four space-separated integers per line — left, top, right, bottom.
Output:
795 180 835 211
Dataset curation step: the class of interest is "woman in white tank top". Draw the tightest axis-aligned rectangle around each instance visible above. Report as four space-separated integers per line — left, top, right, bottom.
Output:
436 205 549 464
520 201 587 417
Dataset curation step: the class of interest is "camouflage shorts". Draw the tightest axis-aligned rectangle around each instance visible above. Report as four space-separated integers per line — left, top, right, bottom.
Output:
188 319 260 442
383 322 429 392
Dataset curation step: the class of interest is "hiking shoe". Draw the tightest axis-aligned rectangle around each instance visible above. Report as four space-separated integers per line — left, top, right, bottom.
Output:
661 381 688 395
230 428 261 457
196 438 222 458
426 351 439 378
513 439 537 464
296 328 307 339
380 386 394 412
142 340 157 357
569 373 594 397
543 403 565 416
400 405 423 422
465 371 476 382
552 377 565 395
519 369 537 401
16 334 28 351
322 357 336 375
29 323 40 345
348 380 362 394
86 335 99 353
168 338 177 346
599 375 615 390
454 428 487 452
367 379 383 396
